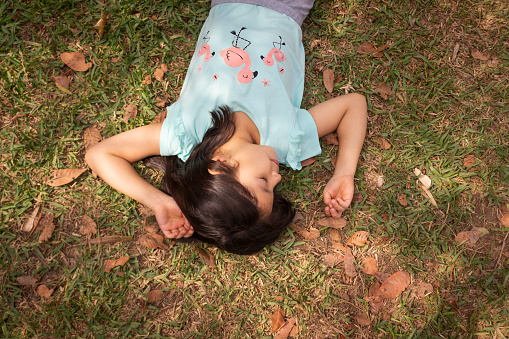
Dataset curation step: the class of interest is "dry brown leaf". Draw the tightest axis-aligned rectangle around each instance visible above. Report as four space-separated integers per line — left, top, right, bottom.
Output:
138 205 154 218
74 235 132 246
344 247 357 277
376 136 391 149
378 271 411 299
317 217 347 230
54 75 71 94
103 256 129 272
329 229 342 242
44 168 87 187
94 12 108 38
352 193 364 204
289 224 320 239
22 204 42 232
501 213 509 228
83 126 101 151
16 276 38 286
346 231 370 247
154 68 165 81
357 42 375 54
160 63 168 72
123 103 138 123
275 318 297 339
139 233 168 250
300 157 315 167
471 50 489 61
147 289 175 303
60 52 92 72
144 223 160 234
38 212 55 243
463 154 476 168
361 257 378 275
271 306 285 332
197 247 215 267
80 215 98 238
332 241 348 253
324 253 344 267
323 69 335 93
323 133 339 145
375 82 395 100
152 110 167 124
455 227 488 245
398 193 408 206
415 282 433 298
353 314 371 325
376 272 392 284
373 43 390 57
36 285 54 300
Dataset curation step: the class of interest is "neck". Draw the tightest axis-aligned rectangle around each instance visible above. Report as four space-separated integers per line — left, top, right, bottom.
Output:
231 111 260 145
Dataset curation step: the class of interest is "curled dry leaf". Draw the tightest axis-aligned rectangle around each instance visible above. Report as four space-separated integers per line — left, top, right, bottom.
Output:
144 223 160 234
376 272 392 284
415 281 433 298
290 224 320 239
300 157 315 167
152 110 167 124
147 289 175 303
324 253 345 267
80 215 97 238
378 271 411 299
197 247 215 267
500 213 509 228
357 42 375 54
38 212 55 243
463 154 476 169
60 52 92 72
353 314 371 325
346 231 370 247
37 285 54 300
413 168 431 189
83 126 101 151
344 247 357 277
160 63 168 72
323 69 335 93
329 229 342 242
455 227 488 245
373 44 390 57
103 255 130 272
332 241 348 253
22 204 42 232
317 217 347 230
154 68 165 81
44 168 87 187
94 12 108 38
275 318 297 339
471 50 489 61
323 133 339 145
54 75 71 94
139 233 169 250
398 193 408 206
123 103 138 123
375 82 395 100
271 306 285 332
361 257 378 275
375 136 391 150
16 275 38 286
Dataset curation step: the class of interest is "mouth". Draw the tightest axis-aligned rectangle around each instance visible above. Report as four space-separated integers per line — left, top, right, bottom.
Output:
271 158 279 166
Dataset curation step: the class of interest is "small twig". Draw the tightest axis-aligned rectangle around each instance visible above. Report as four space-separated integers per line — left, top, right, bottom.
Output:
496 231 509 269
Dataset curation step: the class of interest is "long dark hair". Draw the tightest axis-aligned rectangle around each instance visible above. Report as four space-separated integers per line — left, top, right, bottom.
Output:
158 106 295 255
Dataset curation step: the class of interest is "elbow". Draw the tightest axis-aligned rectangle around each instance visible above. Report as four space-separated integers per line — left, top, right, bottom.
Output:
84 143 99 170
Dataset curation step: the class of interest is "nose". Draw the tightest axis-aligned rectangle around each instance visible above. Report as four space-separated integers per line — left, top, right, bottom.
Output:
272 171 282 185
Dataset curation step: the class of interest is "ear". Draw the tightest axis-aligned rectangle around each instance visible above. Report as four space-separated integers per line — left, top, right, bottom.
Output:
208 155 231 175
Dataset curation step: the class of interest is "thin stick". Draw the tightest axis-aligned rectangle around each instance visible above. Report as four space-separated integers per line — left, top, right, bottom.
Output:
496 231 509 269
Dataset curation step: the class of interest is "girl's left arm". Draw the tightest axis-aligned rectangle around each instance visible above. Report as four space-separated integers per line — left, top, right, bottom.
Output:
308 93 368 218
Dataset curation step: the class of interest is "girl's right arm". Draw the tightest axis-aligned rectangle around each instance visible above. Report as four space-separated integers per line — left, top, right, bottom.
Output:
85 123 193 239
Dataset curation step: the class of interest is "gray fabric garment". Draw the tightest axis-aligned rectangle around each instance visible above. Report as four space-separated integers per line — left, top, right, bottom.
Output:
211 0 315 26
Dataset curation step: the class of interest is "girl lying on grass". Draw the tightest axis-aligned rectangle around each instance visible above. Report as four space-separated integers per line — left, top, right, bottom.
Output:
85 0 367 255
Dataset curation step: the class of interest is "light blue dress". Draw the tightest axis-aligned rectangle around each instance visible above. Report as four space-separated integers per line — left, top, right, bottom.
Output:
160 3 321 170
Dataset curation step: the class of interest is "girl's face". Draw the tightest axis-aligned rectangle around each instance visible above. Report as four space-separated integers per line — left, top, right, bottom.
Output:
231 144 281 216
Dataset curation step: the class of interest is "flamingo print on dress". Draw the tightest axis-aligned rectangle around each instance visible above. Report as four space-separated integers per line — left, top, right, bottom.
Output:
219 27 258 84
197 31 215 63
261 36 286 67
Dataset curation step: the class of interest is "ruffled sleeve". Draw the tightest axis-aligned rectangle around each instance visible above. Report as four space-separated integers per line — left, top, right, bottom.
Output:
159 102 196 162
285 108 322 170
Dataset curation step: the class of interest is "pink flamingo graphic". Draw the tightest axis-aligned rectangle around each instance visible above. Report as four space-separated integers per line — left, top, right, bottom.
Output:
197 31 215 62
261 36 286 66
219 27 258 84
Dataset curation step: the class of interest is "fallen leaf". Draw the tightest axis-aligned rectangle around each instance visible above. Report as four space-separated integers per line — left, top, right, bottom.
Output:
375 136 391 149
139 233 169 250
463 154 475 168
94 12 108 38
324 253 345 267
144 223 160 234
452 43 460 61
154 68 165 81
160 63 168 72
329 229 342 242
501 213 509 228
44 168 87 187
38 212 55 243
271 306 285 332
197 246 215 267
378 271 411 299
16 276 38 286
323 69 335 93
22 204 42 232
317 217 347 230
413 168 431 189
352 193 364 204
54 75 72 94
155 98 167 108
361 257 378 275
103 256 130 272
455 227 488 245
152 110 167 124
323 133 339 145
300 157 315 167
36 285 54 299
346 231 370 247
332 241 348 253
357 42 375 54
376 175 385 188
375 82 395 100
80 215 98 238
143 75 152 84
74 235 132 246
60 52 92 72
353 314 371 325
83 126 101 150
290 224 320 239
373 44 390 57
138 205 154 218
344 247 357 277
376 272 392 284
275 318 297 339
147 289 175 303
419 184 438 206
398 193 408 206
123 103 138 123
471 50 489 61
415 282 433 298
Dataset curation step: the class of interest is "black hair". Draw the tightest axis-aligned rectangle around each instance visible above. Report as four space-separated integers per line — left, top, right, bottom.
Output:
157 106 295 255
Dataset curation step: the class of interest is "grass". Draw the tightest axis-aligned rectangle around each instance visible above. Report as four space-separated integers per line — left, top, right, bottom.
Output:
1 0 508 338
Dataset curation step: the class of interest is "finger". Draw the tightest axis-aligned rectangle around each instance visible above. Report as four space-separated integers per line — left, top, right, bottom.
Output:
183 229 194 238
323 190 332 206
325 206 331 217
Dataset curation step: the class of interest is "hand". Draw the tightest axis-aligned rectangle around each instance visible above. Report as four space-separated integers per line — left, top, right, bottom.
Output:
323 174 355 218
152 195 194 239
